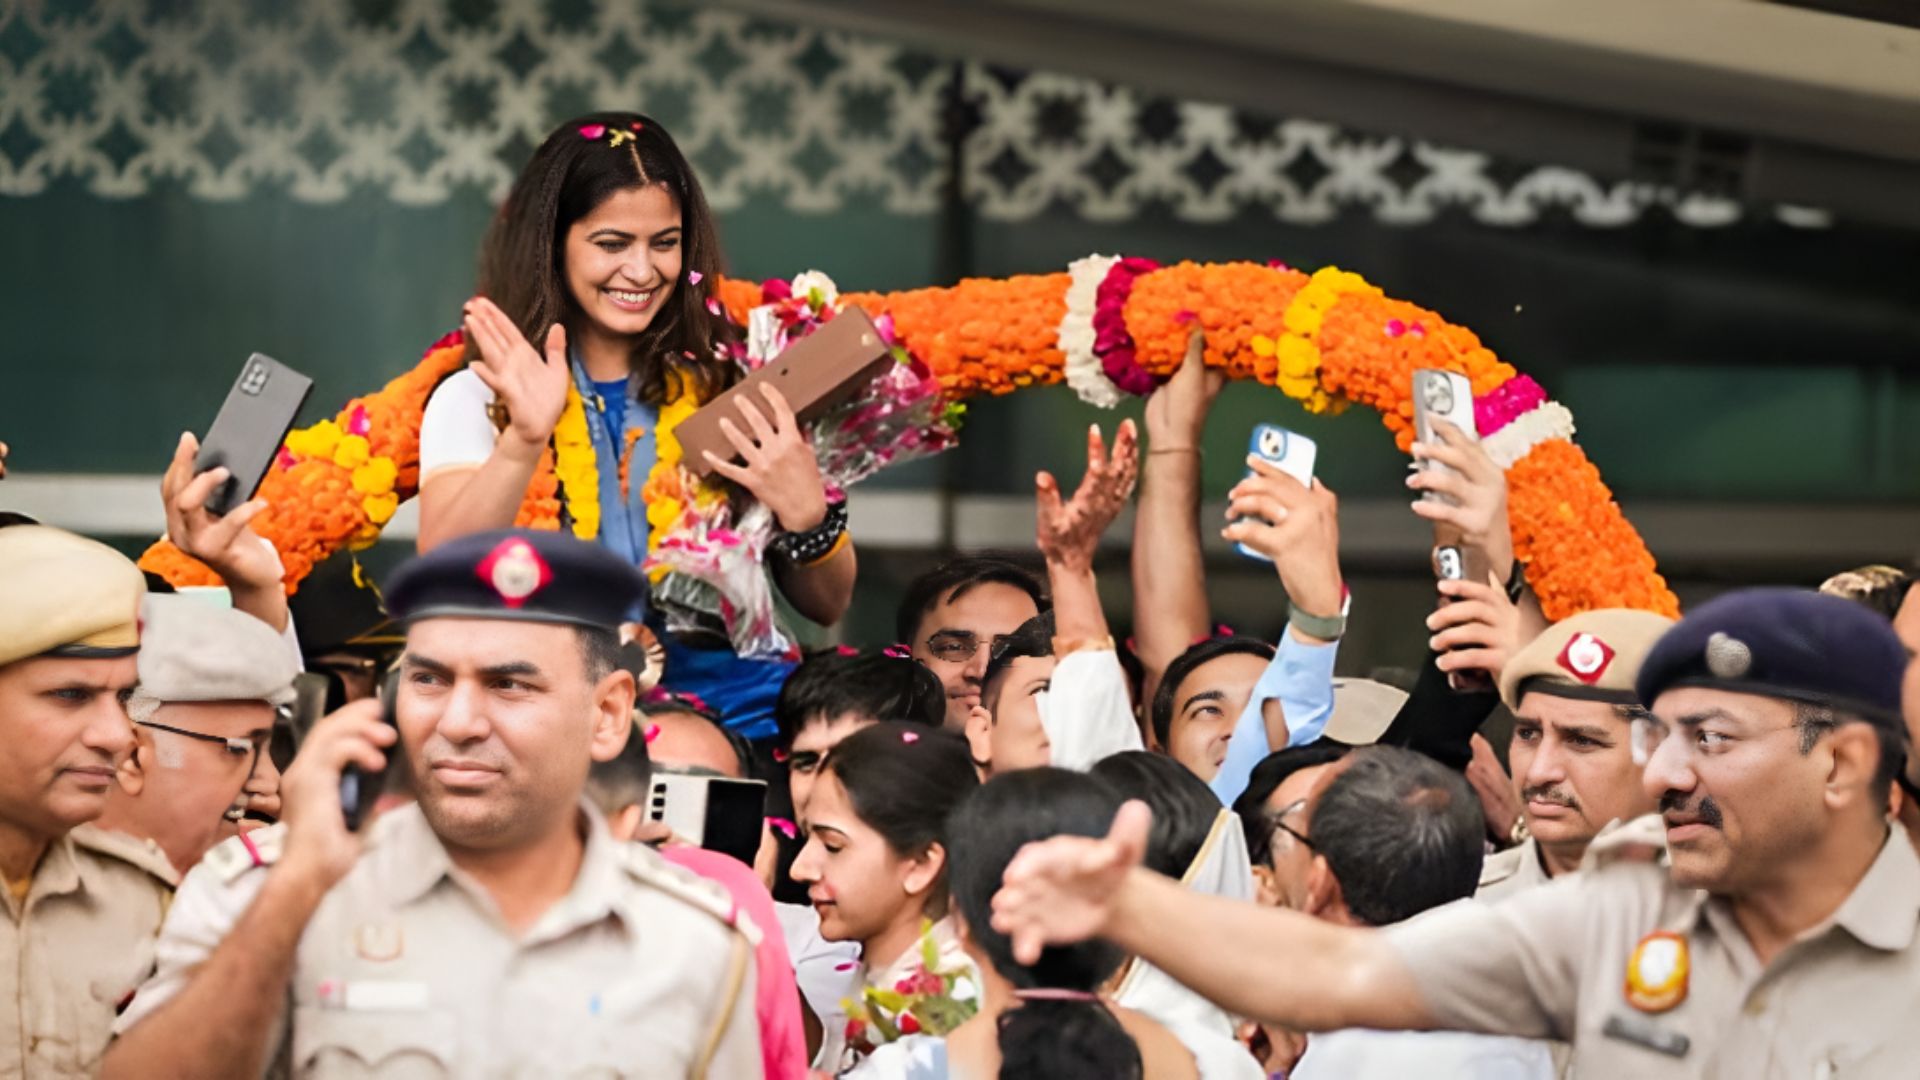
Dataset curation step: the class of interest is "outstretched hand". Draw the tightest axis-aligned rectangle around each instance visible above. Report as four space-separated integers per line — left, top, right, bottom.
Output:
162 431 284 593
993 798 1152 965
1037 420 1139 570
1222 459 1344 622
1408 421 1514 578
1428 572 1527 679
462 297 571 458
1144 331 1224 443
702 384 832 533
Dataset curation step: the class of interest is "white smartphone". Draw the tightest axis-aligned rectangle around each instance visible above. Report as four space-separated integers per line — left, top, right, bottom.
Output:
648 773 768 865
1411 369 1477 507
1235 423 1318 563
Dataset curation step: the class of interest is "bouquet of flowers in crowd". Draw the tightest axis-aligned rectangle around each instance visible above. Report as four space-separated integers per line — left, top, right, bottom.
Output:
840 920 981 1061
647 271 962 659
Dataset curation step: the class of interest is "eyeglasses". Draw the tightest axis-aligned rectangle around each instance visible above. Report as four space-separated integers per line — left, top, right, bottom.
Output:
137 720 270 772
1265 801 1316 853
924 631 1021 664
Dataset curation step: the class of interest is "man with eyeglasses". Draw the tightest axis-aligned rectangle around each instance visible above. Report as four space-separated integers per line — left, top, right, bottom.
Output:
994 588 1920 1078
0 525 176 1078
1479 609 1673 901
896 556 1046 732
93 594 298 876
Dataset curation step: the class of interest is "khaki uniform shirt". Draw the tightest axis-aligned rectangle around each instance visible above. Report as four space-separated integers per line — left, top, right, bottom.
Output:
118 802 761 1078
1388 817 1920 1079
1478 836 1554 903
1 824 175 1079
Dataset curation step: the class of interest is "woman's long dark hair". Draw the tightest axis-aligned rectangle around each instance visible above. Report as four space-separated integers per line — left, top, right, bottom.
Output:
1091 750 1223 879
824 724 979 911
947 769 1143 1080
477 111 735 407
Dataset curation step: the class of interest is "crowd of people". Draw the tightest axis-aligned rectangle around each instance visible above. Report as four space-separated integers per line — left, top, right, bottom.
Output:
4 111 1918 1079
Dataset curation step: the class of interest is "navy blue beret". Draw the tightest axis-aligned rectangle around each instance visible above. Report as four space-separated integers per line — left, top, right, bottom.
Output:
385 529 644 633
1635 587 1907 728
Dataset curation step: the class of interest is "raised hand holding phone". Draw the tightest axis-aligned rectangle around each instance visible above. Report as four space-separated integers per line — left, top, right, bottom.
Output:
1409 370 1495 691
277 699 392 888
191 353 313 517
1231 424 1317 564
338 670 400 832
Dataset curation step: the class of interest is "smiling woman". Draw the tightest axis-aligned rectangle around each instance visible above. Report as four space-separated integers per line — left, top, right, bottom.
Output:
310 113 857 742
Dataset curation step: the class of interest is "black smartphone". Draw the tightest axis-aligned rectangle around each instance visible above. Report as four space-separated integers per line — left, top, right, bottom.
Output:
648 774 769 866
340 670 399 831
194 353 313 516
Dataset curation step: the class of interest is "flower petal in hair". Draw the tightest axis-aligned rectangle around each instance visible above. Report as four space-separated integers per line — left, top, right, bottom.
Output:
687 270 703 285
643 723 662 744
766 816 798 840
900 730 920 744
608 129 636 148
882 644 911 659
578 124 607 140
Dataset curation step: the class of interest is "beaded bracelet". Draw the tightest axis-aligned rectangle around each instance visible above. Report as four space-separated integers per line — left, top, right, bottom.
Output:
771 499 849 564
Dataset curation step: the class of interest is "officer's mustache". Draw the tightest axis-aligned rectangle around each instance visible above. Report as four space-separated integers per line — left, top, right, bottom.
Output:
1520 784 1579 811
1658 791 1724 829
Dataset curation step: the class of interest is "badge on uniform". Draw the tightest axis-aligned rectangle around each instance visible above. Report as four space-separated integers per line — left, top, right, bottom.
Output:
1624 930 1688 1013
353 923 405 963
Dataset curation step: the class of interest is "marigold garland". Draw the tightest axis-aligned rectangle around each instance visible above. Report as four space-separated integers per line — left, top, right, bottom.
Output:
142 262 1676 622
550 383 599 541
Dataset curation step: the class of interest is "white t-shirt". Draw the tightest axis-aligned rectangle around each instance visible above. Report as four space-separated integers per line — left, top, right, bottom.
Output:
418 368 501 485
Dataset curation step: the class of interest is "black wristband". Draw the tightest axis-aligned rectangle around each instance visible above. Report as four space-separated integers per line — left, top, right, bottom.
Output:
771 499 848 563
1505 562 1527 604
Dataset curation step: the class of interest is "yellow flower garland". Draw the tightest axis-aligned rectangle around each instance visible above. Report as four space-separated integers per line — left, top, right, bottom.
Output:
1250 266 1379 413
551 383 599 540
641 381 714 583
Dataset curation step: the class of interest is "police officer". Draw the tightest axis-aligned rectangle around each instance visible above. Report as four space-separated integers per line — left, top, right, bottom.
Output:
992 588 1920 1078
94 594 300 876
0 526 176 1078
106 530 761 1077
1479 608 1673 899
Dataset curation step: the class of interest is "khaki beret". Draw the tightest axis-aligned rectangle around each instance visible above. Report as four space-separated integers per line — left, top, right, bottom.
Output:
137 595 298 707
1499 608 1676 712
1323 678 1410 746
0 526 145 667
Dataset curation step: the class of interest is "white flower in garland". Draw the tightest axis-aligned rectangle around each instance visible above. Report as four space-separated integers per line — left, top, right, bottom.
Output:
1484 401 1577 470
1059 254 1125 408
790 269 840 311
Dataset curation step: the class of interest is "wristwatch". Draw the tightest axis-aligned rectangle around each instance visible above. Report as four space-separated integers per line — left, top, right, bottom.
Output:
1286 604 1346 643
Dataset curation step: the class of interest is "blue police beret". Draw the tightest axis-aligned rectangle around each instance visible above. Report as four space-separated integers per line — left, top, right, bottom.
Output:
1635 587 1907 728
385 529 644 633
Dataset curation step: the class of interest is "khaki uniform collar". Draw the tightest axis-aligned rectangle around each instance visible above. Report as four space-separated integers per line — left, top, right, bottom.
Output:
2 832 83 921
377 799 632 941
1682 821 1920 958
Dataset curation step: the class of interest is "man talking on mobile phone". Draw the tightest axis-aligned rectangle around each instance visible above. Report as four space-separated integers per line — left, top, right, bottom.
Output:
105 529 762 1078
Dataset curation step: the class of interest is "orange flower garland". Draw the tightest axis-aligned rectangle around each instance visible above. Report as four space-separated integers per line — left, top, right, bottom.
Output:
142 264 1676 622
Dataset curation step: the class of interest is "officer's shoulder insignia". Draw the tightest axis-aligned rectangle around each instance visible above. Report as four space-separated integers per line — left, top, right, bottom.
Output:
201 824 287 884
1581 814 1670 873
620 843 764 947
1479 844 1524 888
71 824 180 887
1624 930 1689 1013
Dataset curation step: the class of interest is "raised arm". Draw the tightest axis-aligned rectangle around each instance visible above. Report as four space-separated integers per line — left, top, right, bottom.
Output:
1132 333 1225 711
103 703 392 1078
161 432 291 633
416 298 571 551
1036 420 1144 767
992 801 1433 1032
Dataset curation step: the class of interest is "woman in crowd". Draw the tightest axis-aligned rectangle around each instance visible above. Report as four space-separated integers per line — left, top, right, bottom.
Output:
791 723 981 1071
1090 752 1264 1079
416 112 854 740
854 767 1213 1078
